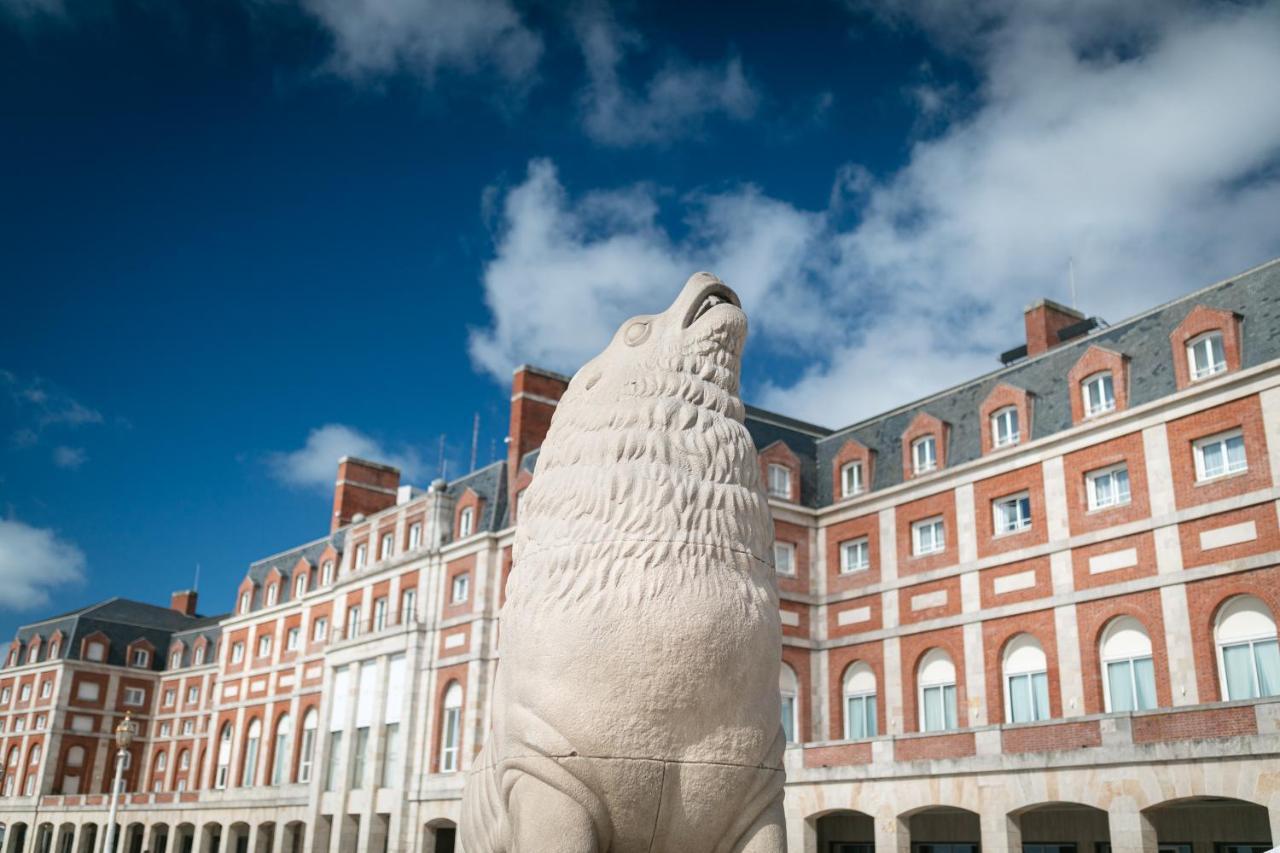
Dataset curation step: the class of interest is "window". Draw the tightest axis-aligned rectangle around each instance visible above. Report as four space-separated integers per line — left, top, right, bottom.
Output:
242 718 261 787
841 461 863 497
193 645 205 666
325 730 344 791
779 663 799 743
993 492 1032 535
182 720 194 736
294 574 307 599
39 681 50 699
265 584 278 607
840 538 870 574
215 724 232 789
19 684 30 702
286 627 300 651
1086 464 1131 510
1101 617 1157 712
1187 331 1226 380
180 749 190 770
374 598 388 631
912 435 937 474
912 517 945 556
408 523 422 550
350 727 369 787
66 746 84 768
26 645 38 664
1214 596 1279 701
767 464 791 499
451 573 470 605
773 542 796 576
842 662 877 740
156 751 167 772
231 642 245 664
123 687 145 706
1003 634 1050 723
159 722 170 737
381 722 400 787
239 592 251 614
271 714 292 785
47 641 58 659
355 543 367 569
1193 430 1247 481
321 561 335 585
85 642 105 662
346 605 362 639
992 406 1020 448
34 713 45 729
401 588 417 624
163 689 176 707
257 635 271 658
312 618 328 643
76 681 100 702
918 649 958 732
1083 372 1115 417
440 683 463 772
459 507 474 539
298 709 318 784
129 648 149 668
70 715 93 732
170 651 181 669
186 686 199 704
0 687 8 703
380 532 394 561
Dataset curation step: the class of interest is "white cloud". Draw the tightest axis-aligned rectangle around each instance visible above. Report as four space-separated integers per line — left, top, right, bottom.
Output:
0 518 86 610
2 371 105 450
295 0 542 86
574 6 759 146
471 2 1280 426
52 446 86 470
268 424 426 490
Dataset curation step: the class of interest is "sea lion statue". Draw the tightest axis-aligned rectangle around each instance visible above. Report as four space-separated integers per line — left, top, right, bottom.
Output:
461 272 786 853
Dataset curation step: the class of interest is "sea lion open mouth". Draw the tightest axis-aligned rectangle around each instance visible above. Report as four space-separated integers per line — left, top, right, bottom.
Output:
683 281 742 329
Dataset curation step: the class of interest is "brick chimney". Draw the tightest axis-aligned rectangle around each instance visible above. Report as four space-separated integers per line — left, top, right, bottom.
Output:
506 365 569 496
1024 298 1086 358
331 457 401 532
170 590 198 617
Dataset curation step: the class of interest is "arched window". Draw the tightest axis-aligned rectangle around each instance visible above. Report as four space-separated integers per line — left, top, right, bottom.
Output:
265 584 278 607
241 718 261 787
193 644 206 667
155 751 167 772
3 746 18 796
298 709 318 784
294 574 307 600
26 643 38 664
918 648 957 732
153 751 167 792
458 508 475 539
271 714 292 786
1082 371 1116 417
842 662 877 740
215 724 232 789
779 663 799 743
1003 634 1050 723
1101 616 1157 712
440 683 463 773
991 406 1020 448
1215 596 1279 700
1187 331 1227 380
176 749 190 793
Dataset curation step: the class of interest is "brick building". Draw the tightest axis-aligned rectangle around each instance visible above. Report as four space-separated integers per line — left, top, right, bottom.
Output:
1 258 1279 853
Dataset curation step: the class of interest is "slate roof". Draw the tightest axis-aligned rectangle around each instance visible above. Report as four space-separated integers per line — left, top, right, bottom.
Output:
448 459 507 533
241 530 347 611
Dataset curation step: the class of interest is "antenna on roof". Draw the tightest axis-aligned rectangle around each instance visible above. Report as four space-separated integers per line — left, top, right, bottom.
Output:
193 564 200 593
437 434 447 480
1068 256 1078 309
469 413 480 473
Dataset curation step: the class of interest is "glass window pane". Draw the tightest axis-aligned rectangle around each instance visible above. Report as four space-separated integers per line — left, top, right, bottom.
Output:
1032 671 1050 721
847 697 864 739
1133 656 1156 710
1115 469 1130 503
1222 643 1257 700
1009 674 1031 723
1107 660 1134 712
943 685 957 729
1202 442 1224 477
924 686 942 731
1226 435 1246 472
1254 639 1280 697
866 696 877 737
781 696 795 742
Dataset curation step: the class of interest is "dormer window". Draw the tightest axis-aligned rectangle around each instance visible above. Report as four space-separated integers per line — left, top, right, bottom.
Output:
294 574 307 599
193 645 206 666
26 646 38 665
355 543 368 569
840 461 863 498
84 642 105 663
321 560 335 585
459 508 474 539
912 436 937 474
1082 372 1115 417
265 584 278 607
1187 331 1226 380
767 464 792 499
47 641 57 659
170 651 181 669
129 649 149 668
380 532 394 560
408 522 422 550
239 592 251 614
991 407 1020 448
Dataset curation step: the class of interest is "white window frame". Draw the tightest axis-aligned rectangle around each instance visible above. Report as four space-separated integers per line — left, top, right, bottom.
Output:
1100 617 1157 713
257 635 271 658
321 561 334 585
839 537 870 574
917 650 958 733
123 687 145 707
163 689 176 707
193 645 205 666
374 597 388 631
1187 331 1227 380
458 508 474 539
85 642 105 663
186 686 199 704
286 627 300 651
294 575 306 599
355 543 367 569
239 592 250 614
1086 463 1131 510
993 491 1032 535
767 464 792 499
1082 371 1116 417
312 618 328 643
440 684 463 773
1193 429 1247 482
840 461 863 498
773 542 796 576
842 662 877 740
451 573 470 605
912 435 938 474
265 584 278 607
231 642 245 664
408 523 422 550
380 532 394 561
1002 635 1051 724
911 517 945 556
130 648 149 668
1214 595 1279 701
991 406 1020 448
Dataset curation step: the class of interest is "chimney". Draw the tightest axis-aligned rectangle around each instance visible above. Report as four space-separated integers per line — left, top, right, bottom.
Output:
506 365 569 496
170 590 198 617
1024 298 1086 358
331 457 401 532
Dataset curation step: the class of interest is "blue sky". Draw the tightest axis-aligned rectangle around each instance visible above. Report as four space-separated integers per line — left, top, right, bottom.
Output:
2 0 1279 636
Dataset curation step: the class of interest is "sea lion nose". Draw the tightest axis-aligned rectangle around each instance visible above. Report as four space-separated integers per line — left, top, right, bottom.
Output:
674 272 741 328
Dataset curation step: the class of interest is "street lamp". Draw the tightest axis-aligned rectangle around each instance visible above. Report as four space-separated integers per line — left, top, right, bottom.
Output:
102 711 136 853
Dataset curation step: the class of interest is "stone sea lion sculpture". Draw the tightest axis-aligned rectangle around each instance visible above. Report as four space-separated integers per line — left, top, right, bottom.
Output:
461 272 786 853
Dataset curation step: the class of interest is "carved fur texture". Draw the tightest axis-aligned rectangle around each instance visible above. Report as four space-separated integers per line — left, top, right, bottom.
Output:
462 273 786 853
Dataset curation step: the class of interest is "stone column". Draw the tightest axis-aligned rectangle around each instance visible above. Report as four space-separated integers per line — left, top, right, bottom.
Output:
875 814 910 853
980 810 1022 853
1108 800 1157 853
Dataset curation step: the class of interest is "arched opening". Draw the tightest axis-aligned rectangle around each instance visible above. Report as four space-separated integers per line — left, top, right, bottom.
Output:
55 821 76 853
1214 595 1279 701
780 663 800 743
1100 616 1156 712
1003 634 1050 723
1143 796 1272 853
904 806 980 853
124 821 145 853
298 708 318 783
173 823 196 853
146 821 170 853
281 821 306 853
215 723 233 788
842 662 878 739
271 713 292 785
1011 802 1109 853
917 649 958 732
226 821 251 853
424 819 456 853
439 683 463 772
241 717 262 787
815 809 874 853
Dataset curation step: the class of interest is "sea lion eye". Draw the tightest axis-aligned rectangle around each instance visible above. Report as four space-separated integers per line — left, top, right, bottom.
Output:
624 320 651 346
